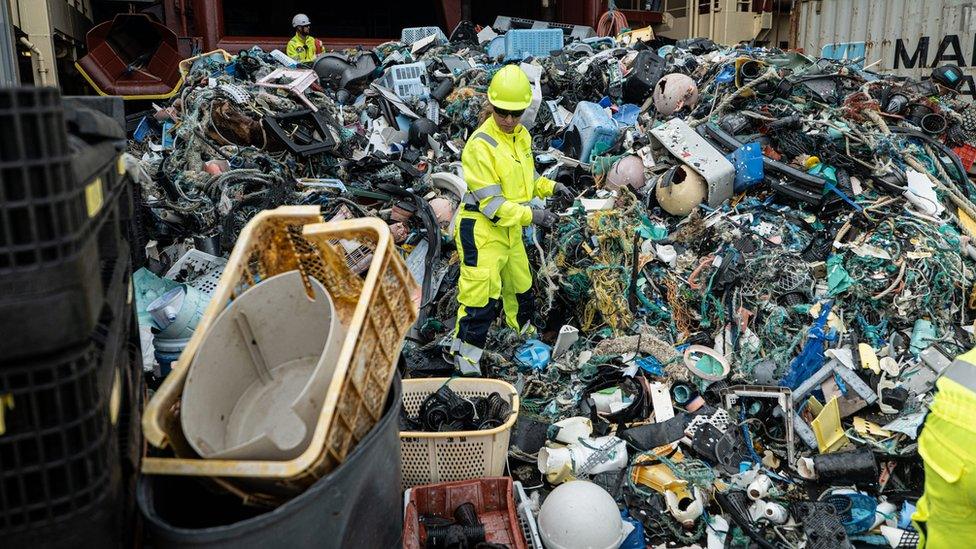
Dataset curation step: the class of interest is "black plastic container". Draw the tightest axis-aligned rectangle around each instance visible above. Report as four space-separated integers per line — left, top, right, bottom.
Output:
0 278 127 530
0 89 128 361
138 376 404 549
623 50 665 105
0 242 134 549
0 88 81 271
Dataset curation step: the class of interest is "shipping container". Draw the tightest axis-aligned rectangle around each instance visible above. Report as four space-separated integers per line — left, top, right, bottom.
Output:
794 0 976 100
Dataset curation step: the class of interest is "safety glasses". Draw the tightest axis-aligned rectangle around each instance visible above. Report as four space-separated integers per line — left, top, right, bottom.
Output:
494 107 525 120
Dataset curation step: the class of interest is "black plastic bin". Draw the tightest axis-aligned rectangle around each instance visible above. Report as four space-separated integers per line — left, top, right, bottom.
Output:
138 375 404 549
0 257 130 545
0 89 128 361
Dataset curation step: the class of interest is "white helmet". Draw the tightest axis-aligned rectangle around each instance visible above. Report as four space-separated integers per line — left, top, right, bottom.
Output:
292 13 311 27
537 481 631 549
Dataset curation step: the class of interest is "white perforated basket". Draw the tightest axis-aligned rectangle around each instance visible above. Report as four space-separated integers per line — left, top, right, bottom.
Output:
400 378 519 489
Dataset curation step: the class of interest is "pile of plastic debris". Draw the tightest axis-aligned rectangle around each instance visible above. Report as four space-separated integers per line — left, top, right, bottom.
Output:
126 17 976 548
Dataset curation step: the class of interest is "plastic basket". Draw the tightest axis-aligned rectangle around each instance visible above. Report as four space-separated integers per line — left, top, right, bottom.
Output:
0 176 130 362
0 255 129 533
379 61 429 100
400 378 519 489
141 206 419 502
504 29 564 60
953 144 976 174
163 249 227 296
0 87 81 271
403 477 527 549
401 26 447 45
178 50 232 79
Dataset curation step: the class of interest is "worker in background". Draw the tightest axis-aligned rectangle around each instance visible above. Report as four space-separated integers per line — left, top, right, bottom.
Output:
450 65 574 376
286 14 322 63
911 347 976 547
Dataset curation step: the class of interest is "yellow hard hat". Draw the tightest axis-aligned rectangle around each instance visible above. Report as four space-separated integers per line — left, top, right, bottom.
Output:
487 65 532 111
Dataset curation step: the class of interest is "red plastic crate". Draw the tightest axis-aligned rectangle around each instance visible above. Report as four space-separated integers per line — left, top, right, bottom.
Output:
953 144 976 173
403 477 527 549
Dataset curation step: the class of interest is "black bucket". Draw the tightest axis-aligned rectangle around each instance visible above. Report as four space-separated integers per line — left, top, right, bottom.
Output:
138 375 403 548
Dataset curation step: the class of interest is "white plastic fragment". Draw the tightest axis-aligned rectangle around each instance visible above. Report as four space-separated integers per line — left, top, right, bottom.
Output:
904 168 945 216
553 325 580 358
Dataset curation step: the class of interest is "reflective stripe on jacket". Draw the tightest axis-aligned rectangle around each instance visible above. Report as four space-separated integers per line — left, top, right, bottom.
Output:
460 116 555 227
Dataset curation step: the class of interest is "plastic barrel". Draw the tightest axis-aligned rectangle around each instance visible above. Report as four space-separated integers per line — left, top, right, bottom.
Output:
138 375 403 549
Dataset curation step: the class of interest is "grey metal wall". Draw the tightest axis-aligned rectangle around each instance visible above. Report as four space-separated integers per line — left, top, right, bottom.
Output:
795 0 976 99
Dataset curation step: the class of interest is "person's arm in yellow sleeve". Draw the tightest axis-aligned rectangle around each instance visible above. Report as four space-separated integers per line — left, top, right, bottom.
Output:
533 173 556 199
302 37 317 62
462 141 533 227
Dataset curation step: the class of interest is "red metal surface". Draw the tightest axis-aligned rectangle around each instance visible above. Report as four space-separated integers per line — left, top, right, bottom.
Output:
402 478 526 549
441 0 462 35
618 8 665 26
76 13 182 97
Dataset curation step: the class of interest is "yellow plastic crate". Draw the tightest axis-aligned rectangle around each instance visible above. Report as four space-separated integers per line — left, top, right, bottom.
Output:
141 206 419 503
400 378 520 489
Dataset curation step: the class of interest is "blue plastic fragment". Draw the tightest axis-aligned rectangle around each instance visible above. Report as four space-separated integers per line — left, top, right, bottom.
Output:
826 492 877 534
161 121 175 149
898 501 916 529
612 103 641 126
729 142 764 192
619 510 645 549
909 319 937 357
715 64 736 83
514 339 552 372
635 356 663 376
781 302 837 390
133 116 153 143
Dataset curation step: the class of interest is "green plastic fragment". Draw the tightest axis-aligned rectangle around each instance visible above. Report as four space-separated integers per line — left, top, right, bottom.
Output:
826 254 854 296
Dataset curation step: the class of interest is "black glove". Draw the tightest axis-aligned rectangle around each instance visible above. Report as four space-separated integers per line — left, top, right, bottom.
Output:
531 208 557 228
553 183 575 200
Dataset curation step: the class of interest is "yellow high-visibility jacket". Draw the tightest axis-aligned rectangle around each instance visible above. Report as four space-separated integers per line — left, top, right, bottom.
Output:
286 33 317 63
460 115 555 227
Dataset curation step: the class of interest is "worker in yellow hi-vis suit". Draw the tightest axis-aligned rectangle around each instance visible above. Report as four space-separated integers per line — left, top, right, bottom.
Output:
286 14 320 63
912 347 976 547
450 65 573 376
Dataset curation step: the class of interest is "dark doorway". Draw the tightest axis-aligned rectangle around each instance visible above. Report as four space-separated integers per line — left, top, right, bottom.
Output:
222 0 446 40
470 0 545 26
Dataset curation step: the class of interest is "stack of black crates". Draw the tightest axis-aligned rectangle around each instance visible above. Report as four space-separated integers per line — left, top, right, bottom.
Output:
0 88 141 548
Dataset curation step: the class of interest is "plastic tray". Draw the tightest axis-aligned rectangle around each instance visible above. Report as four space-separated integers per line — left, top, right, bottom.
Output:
400 378 519 488
379 61 429 100
403 477 527 549
504 29 564 60
141 206 419 502
401 26 447 45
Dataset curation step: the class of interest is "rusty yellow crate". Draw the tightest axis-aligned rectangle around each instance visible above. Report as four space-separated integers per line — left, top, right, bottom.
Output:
141 206 419 503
